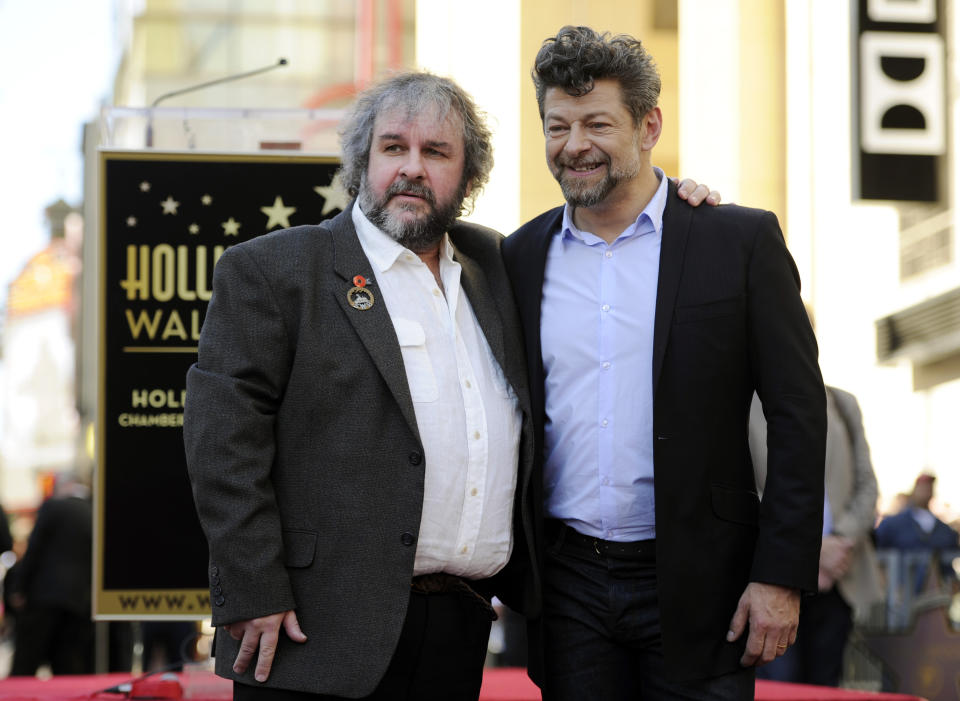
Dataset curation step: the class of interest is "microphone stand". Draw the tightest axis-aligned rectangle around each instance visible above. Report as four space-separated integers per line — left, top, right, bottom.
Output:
145 58 288 147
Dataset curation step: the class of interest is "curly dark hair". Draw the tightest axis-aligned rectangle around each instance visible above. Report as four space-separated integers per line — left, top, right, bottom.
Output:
532 25 661 125
337 71 493 214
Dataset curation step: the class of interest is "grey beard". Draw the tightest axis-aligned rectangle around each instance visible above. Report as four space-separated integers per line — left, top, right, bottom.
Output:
559 174 619 208
359 177 465 253
554 147 641 209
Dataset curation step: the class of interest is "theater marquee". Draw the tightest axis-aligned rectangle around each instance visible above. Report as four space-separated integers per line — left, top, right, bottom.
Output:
96 150 343 617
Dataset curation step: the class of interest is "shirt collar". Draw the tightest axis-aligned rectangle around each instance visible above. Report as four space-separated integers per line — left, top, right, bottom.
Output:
352 200 453 272
560 166 668 245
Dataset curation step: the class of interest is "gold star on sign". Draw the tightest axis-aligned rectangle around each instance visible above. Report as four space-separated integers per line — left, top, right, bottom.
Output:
314 182 350 216
189 223 200 235
161 196 180 215
222 217 241 236
260 195 296 229
140 181 151 192
201 194 213 205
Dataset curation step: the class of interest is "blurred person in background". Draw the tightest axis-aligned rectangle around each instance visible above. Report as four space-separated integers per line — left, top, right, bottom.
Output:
749 304 884 686
876 472 959 593
8 473 94 676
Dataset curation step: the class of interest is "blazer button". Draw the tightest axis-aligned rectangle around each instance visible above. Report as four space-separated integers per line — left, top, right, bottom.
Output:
408 451 422 466
214 596 225 607
213 586 223 596
210 574 221 586
401 532 416 546
210 566 220 576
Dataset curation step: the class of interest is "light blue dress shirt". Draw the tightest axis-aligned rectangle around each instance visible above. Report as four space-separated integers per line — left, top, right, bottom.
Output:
541 169 668 541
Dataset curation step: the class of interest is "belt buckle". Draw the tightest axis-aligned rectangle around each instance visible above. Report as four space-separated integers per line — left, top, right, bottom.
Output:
592 538 602 556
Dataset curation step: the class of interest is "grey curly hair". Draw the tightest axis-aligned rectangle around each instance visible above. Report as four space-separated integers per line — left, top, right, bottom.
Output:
337 71 493 213
532 25 661 126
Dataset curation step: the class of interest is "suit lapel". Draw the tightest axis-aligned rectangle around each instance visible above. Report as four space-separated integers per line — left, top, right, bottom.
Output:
518 209 561 416
455 248 506 368
328 209 420 440
652 180 692 396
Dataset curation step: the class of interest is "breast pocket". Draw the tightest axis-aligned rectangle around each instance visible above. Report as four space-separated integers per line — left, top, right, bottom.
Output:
393 318 439 403
674 295 743 324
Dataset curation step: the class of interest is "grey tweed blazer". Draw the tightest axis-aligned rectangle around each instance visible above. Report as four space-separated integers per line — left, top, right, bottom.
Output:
184 206 536 696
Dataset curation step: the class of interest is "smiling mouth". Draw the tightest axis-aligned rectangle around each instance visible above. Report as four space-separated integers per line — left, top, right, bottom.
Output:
565 163 603 176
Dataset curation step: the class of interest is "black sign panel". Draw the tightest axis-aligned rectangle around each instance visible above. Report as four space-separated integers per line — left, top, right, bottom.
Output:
854 0 946 201
96 151 344 617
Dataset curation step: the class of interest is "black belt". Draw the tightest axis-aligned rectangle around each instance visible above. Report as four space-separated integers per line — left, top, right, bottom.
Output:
411 572 498 620
547 519 656 560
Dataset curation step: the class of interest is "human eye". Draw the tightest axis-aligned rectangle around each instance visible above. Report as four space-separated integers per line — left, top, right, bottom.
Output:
545 123 568 137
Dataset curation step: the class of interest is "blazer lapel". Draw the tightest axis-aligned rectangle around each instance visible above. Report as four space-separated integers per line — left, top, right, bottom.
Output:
652 180 692 397
327 209 420 440
455 247 506 373
523 210 563 416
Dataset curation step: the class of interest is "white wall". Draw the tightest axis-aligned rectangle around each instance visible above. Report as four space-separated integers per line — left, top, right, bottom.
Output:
414 0 522 235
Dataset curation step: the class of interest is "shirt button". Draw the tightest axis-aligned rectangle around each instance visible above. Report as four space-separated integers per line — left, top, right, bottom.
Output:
464 379 472 389
473 431 481 440
433 288 442 296
408 451 422 465
460 546 468 554
602 304 610 312
601 419 609 427
471 487 478 496
601 477 609 486
602 362 611 370
604 251 613 258
401 532 416 546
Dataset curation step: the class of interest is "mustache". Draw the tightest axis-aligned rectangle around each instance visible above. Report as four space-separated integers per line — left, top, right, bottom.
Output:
385 179 436 205
555 154 609 170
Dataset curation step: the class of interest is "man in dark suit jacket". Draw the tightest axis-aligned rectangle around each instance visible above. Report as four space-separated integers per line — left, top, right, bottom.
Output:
184 72 539 700
9 475 95 676
502 26 826 700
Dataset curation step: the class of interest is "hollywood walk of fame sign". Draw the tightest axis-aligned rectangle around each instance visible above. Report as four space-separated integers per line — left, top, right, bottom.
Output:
96 150 346 617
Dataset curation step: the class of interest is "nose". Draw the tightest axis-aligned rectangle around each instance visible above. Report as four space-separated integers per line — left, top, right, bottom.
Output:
399 149 426 180
563 123 591 157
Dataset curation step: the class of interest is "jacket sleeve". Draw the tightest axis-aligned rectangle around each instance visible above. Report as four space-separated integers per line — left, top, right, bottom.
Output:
183 243 297 626
830 389 879 540
746 211 827 592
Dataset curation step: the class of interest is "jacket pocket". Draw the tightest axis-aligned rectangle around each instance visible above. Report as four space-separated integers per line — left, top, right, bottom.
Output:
674 296 742 324
282 529 318 568
710 485 760 527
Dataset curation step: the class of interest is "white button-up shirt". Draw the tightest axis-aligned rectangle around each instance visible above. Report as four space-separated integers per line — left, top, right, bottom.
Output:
353 203 521 578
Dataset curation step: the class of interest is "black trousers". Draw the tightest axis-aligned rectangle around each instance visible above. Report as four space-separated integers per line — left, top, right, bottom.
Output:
541 521 754 701
10 606 96 676
234 589 493 701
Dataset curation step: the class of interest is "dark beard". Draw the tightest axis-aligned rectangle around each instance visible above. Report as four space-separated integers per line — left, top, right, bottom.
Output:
360 177 466 253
